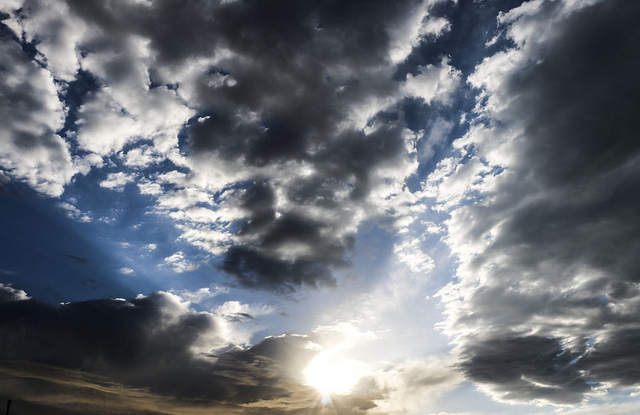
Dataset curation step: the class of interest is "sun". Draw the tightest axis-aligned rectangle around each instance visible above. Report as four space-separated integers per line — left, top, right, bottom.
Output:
304 353 364 396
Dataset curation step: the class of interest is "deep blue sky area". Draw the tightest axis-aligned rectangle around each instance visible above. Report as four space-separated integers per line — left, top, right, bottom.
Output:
0 183 136 302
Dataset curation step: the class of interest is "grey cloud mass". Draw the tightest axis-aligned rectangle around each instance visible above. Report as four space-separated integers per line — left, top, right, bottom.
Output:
176 0 429 290
1 0 450 291
434 0 640 404
0 290 445 414
0 291 309 403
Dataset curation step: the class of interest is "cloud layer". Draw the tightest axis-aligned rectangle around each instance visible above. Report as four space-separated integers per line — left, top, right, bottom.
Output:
0 288 459 414
431 0 640 404
0 0 459 291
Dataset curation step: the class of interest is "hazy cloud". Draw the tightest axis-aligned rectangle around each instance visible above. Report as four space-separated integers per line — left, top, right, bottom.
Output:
169 285 229 304
358 357 462 414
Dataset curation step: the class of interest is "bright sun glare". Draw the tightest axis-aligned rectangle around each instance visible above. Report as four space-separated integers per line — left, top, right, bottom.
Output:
304 353 364 395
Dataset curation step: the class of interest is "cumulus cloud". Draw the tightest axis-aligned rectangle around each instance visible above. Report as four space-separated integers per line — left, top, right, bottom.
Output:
171 0 448 290
0 281 466 414
57 199 92 222
215 300 275 322
0 28 75 197
163 251 199 273
2 0 461 292
394 237 435 274
430 0 640 405
403 58 462 105
98 172 135 191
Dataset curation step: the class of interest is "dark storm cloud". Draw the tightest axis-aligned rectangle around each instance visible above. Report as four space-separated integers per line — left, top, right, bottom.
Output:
459 336 590 404
29 0 442 291
0 292 310 402
176 0 426 291
221 120 409 291
435 0 640 404
0 292 400 413
2 0 459 291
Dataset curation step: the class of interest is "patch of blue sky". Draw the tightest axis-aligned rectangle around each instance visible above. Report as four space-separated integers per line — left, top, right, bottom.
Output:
0 181 135 303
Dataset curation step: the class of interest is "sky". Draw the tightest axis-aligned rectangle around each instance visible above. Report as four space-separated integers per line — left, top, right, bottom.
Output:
1 0 639 413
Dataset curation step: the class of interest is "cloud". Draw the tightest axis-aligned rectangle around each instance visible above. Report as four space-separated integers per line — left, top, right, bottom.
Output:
0 29 75 197
357 358 462 415
2 0 461 292
0 291 308 403
215 300 275 322
0 291 393 414
99 172 136 191
172 0 447 290
0 286 462 414
394 237 435 274
143 243 157 251
403 58 462 105
163 251 199 273
0 361 242 415
12 0 87 82
57 200 92 222
430 0 640 405
169 285 229 304
555 400 640 415
458 335 590 405
0 283 30 302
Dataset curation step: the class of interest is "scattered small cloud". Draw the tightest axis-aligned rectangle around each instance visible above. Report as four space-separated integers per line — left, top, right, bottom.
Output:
143 243 157 251
0 283 30 302
99 172 136 191
163 251 199 273
170 286 229 304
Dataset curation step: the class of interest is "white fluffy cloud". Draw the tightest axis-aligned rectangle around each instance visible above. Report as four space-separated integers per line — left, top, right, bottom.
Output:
99 171 135 191
0 283 30 302
0 31 75 197
403 58 462 105
163 251 199 273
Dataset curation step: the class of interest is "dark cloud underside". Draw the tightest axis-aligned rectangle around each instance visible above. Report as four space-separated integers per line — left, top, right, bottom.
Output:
441 0 640 404
0 291 392 414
